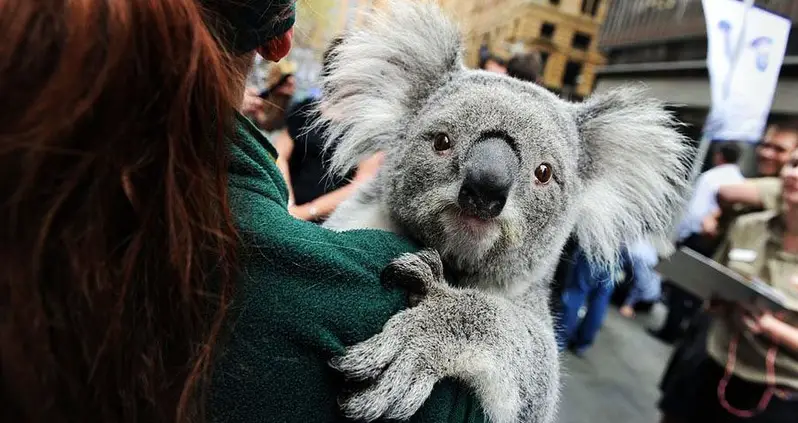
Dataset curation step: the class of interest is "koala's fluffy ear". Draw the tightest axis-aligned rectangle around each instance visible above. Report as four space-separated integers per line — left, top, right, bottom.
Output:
317 0 464 175
573 87 693 267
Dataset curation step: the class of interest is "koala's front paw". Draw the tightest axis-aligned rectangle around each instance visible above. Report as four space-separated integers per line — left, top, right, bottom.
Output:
331 250 557 423
331 250 455 421
331 307 442 421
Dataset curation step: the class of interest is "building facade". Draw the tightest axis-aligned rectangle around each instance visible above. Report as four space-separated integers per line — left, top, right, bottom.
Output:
284 0 378 97
438 0 610 99
370 0 610 98
596 0 798 174
294 0 377 52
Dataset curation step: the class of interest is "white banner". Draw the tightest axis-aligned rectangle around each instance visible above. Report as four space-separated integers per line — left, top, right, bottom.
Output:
702 0 791 142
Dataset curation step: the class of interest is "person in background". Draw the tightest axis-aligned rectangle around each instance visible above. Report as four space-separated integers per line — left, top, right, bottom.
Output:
245 60 297 139
0 1 487 422
506 51 543 84
756 123 798 177
678 142 744 252
619 239 663 318
479 54 507 74
651 142 744 342
557 246 619 356
701 124 798 237
716 177 783 216
271 38 383 222
660 149 798 423
657 126 798 420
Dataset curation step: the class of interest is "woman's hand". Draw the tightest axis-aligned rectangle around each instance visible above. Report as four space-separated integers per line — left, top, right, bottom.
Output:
739 304 785 338
241 87 264 113
701 211 720 237
241 87 267 125
737 303 798 352
289 203 320 221
739 306 780 336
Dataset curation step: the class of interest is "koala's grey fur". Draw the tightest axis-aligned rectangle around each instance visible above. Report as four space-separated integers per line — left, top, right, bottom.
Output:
319 1 692 422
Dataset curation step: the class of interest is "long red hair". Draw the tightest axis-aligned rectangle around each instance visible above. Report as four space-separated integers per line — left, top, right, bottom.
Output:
0 0 242 421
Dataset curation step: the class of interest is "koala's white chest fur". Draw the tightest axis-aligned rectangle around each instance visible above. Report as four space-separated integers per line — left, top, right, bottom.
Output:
322 182 398 234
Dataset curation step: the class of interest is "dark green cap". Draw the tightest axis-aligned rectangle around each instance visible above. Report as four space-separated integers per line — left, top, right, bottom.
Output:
202 0 296 54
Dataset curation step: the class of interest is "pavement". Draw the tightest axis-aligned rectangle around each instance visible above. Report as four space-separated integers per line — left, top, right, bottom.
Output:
557 305 674 423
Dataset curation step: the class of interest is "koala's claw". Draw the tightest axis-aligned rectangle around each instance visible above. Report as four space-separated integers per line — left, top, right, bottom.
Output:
381 249 446 306
338 353 436 422
330 324 403 382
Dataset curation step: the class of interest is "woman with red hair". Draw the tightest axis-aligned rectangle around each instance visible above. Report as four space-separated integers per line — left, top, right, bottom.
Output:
0 1 484 422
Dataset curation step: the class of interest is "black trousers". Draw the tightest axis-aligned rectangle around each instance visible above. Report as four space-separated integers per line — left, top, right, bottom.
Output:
656 234 717 340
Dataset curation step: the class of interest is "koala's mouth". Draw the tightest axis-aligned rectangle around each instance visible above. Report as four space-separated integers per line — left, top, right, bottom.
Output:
441 206 503 240
434 208 505 269
458 214 498 234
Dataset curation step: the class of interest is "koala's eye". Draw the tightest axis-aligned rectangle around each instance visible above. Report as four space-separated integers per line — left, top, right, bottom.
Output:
433 133 452 153
534 163 553 184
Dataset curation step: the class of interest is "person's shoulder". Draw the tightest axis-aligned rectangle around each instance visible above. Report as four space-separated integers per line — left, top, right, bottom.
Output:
748 177 782 211
228 112 288 204
703 164 742 182
722 164 744 180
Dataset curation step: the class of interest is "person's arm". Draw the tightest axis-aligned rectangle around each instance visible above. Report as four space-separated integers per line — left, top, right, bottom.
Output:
740 306 798 353
717 182 764 209
290 152 384 221
703 179 768 237
272 129 296 206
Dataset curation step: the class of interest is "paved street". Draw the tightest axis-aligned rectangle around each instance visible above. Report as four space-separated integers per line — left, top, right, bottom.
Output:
557 306 673 423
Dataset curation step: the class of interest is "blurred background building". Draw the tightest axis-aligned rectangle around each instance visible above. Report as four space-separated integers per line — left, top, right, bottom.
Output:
435 0 610 100
284 0 379 97
284 0 610 100
595 0 798 174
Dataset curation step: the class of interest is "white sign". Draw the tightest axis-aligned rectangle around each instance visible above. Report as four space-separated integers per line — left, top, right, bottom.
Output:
702 0 791 142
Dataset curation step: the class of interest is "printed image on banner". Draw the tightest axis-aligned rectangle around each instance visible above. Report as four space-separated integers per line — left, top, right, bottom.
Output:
702 0 791 142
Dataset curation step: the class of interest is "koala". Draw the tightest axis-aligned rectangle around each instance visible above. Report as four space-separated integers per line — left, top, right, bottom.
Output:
319 1 692 422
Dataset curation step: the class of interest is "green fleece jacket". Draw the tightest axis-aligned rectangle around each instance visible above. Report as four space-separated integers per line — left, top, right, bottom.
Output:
209 114 486 422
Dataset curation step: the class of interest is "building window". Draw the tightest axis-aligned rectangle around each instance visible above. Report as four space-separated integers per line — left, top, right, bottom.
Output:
562 61 583 88
540 52 550 75
581 0 601 17
541 22 555 39
549 0 561 5
572 32 592 50
512 18 521 41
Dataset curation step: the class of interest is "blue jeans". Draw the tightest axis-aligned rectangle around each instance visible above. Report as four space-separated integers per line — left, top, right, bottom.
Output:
624 250 662 308
557 248 615 353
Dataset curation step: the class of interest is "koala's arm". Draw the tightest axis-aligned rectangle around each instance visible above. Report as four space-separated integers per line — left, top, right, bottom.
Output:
332 251 559 423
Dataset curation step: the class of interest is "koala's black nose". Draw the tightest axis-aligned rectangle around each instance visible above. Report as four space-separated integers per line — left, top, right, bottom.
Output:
458 137 518 220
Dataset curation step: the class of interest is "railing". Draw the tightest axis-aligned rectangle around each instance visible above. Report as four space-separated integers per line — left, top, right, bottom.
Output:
600 0 798 49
